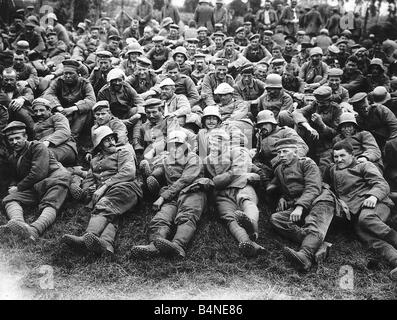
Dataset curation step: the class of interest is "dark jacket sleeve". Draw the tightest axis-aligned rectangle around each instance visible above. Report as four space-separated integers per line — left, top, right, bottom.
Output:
295 158 322 209
362 162 390 201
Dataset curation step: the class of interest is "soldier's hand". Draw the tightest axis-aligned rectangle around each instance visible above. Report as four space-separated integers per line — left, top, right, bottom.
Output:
61 106 78 117
42 141 50 148
85 153 92 163
357 157 368 163
9 98 24 111
277 197 288 211
307 126 319 140
363 196 377 209
17 80 28 88
289 206 303 222
153 196 165 211
8 186 18 194
311 113 324 126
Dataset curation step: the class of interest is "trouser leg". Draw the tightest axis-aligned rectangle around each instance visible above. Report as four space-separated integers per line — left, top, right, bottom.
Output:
270 209 306 243
148 202 178 242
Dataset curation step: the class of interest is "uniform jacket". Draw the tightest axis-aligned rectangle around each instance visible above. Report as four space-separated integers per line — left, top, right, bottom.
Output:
201 71 235 106
234 78 266 103
43 77 96 113
147 47 172 70
303 10 323 35
257 91 294 119
126 71 158 94
299 61 329 85
341 69 369 97
157 74 199 106
97 82 144 120
161 4 181 24
218 99 249 122
256 8 278 30
326 160 393 215
242 45 272 63
329 85 349 104
163 94 191 119
13 30 45 53
14 63 39 90
34 113 77 155
89 67 111 96
194 4 215 32
137 1 153 25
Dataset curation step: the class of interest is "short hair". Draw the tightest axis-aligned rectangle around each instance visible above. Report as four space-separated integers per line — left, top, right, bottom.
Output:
166 61 180 71
272 45 282 52
333 140 354 154
347 55 359 65
188 20 196 28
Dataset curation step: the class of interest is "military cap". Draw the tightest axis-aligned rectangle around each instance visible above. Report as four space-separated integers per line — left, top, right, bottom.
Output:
167 130 188 144
310 47 323 56
235 26 245 34
328 45 340 54
126 43 143 55
32 98 52 110
62 59 81 71
197 26 208 33
214 23 223 28
271 58 285 66
213 32 225 38
297 30 306 36
313 86 332 99
108 35 121 42
193 53 206 60
137 56 152 67
214 83 234 95
47 13 58 21
241 64 254 74
300 41 313 49
264 30 274 36
170 24 179 29
2 121 26 135
244 21 252 26
107 68 125 82
144 98 163 109
101 17 111 21
336 39 348 46
92 100 110 112
372 86 391 104
25 21 36 28
26 5 35 10
213 58 229 67
26 15 39 25
186 37 199 43
46 31 57 37
16 40 29 50
341 29 352 37
85 18 92 24
96 50 112 59
159 78 175 87
350 43 361 50
90 26 100 31
92 126 117 150
338 112 357 127
223 36 234 45
152 35 165 42
249 34 260 41
161 17 173 27
349 92 367 104
172 46 188 59
274 138 299 151
369 58 386 70
16 8 25 14
328 68 343 77
320 28 329 34
285 35 297 43
77 22 86 31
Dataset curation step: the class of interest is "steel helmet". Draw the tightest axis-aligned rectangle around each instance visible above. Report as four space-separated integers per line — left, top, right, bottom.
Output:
126 43 143 55
167 130 188 144
256 110 277 126
172 46 188 60
92 126 118 150
107 68 125 82
265 74 283 88
310 46 323 57
202 106 221 124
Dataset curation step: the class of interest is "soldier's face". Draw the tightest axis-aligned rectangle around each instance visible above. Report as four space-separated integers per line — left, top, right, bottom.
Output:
91 30 99 38
13 54 25 68
101 21 110 29
214 37 223 47
317 97 331 108
215 66 228 79
195 59 204 70
7 132 27 152
345 61 357 73
255 66 267 80
311 54 321 64
218 93 233 105
33 105 51 121
63 70 79 85
128 52 140 62
334 148 354 169
144 28 153 38
198 31 206 40
266 87 281 98
187 43 196 54
242 73 253 85
328 76 341 90
131 19 139 29
204 116 219 129
138 66 149 77
99 59 111 71
174 53 185 65
170 29 178 37
263 35 271 43
94 109 112 125
251 38 259 47
110 78 123 92
225 42 234 53
338 43 346 52
272 49 282 59
47 35 57 45
167 68 179 81
353 99 370 116
236 31 244 39
340 123 356 137
285 40 293 50
109 40 119 50
258 123 274 136
3 74 17 91
370 66 381 76
101 135 117 154
154 42 163 51
146 106 162 124
278 147 297 165
244 25 251 32
160 85 174 100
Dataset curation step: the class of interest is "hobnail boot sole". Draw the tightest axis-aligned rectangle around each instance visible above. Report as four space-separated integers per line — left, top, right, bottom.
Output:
130 246 159 260
283 247 311 272
146 176 160 196
83 233 107 254
239 242 257 258
69 185 83 200
390 268 397 281
154 238 185 258
139 160 152 181
236 211 256 240
0 224 11 241
61 234 87 251
7 220 37 241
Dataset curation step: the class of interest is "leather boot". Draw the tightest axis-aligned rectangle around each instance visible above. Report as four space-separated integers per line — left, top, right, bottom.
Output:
154 223 196 258
146 176 160 196
284 233 322 272
130 243 159 259
29 207 57 241
61 234 86 251
384 229 397 249
0 202 25 236
85 223 116 255
236 210 258 241
139 159 152 182
83 215 109 253
229 221 265 257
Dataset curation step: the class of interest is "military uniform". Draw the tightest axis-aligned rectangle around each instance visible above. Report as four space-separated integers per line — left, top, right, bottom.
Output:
147 46 172 70
89 66 113 96
201 71 235 106
242 44 272 63
256 91 295 127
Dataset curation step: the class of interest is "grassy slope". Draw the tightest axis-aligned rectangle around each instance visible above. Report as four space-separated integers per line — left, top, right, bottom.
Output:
1 193 397 300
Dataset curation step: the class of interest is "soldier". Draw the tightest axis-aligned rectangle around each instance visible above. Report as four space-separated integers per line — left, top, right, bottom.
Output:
292 86 342 175
257 0 279 32
234 26 249 48
332 112 383 171
0 68 35 139
0 121 71 242
12 21 45 55
32 98 77 166
147 36 172 71
214 37 249 73
291 40 312 69
120 43 143 77
323 45 341 69
367 58 390 92
44 31 68 64
341 55 369 97
212 31 226 53
138 26 155 53
89 51 114 96
282 36 299 63
255 74 294 127
122 17 141 41
261 30 276 53
327 68 349 104
126 56 158 96
269 138 336 271
97 68 144 152
62 126 142 255
242 34 272 63
196 26 215 54
336 39 350 69
201 58 235 107
131 130 207 259
326 141 397 280
204 128 265 257
162 46 192 77
253 110 308 189
12 51 39 91
43 59 96 140
299 47 329 92
197 105 222 159
164 24 184 49
191 53 209 87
